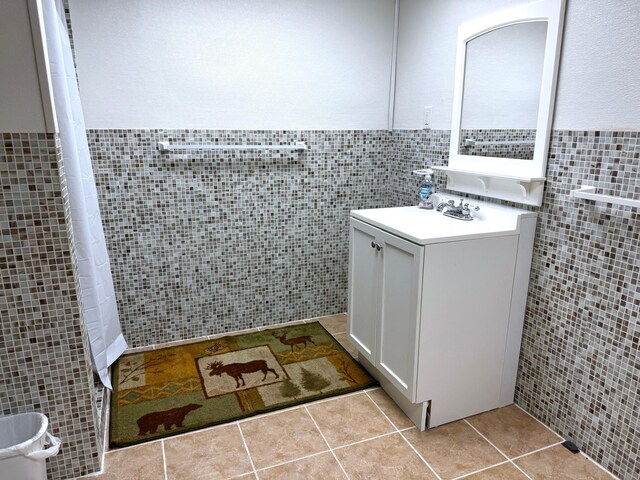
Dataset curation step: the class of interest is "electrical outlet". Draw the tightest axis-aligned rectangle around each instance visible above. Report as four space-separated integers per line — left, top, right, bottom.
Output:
423 106 432 129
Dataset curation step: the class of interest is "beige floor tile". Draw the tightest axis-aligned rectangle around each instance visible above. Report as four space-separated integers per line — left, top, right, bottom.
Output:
258 452 346 479
98 442 164 480
332 332 359 358
464 462 529 479
515 444 614 480
317 314 348 334
466 405 561 457
164 424 253 479
367 389 415 429
335 433 437 479
307 392 394 447
239 407 326 469
403 421 505 479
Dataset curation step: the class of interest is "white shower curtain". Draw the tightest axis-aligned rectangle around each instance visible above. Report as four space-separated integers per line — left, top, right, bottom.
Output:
42 0 127 388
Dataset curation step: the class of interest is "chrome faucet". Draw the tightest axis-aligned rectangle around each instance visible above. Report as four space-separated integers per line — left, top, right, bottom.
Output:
436 199 459 213
436 198 479 221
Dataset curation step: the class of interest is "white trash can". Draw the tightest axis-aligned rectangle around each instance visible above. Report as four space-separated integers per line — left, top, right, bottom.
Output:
0 413 61 480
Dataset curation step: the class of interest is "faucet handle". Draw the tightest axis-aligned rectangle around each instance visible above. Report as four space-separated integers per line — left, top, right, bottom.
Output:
462 202 480 216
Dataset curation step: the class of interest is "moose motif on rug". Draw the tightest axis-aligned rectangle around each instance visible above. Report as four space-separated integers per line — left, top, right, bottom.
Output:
136 403 202 436
206 359 279 388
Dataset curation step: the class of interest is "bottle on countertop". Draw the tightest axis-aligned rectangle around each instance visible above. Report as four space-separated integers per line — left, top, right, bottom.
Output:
417 168 435 210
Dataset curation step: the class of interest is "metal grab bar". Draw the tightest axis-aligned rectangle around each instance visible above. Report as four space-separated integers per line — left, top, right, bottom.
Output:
157 141 307 153
463 138 535 147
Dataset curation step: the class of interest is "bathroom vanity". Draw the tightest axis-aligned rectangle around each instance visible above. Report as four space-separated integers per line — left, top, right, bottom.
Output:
348 194 537 429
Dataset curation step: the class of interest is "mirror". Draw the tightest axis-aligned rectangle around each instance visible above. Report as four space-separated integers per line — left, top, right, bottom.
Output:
459 21 547 160
443 0 566 206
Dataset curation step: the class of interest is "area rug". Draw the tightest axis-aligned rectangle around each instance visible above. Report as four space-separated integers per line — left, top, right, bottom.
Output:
109 321 376 447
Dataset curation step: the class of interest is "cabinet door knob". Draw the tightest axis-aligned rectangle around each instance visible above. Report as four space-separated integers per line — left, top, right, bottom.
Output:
376 244 382 251
371 241 376 249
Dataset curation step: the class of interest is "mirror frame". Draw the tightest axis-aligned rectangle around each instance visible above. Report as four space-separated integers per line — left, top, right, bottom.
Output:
448 0 566 180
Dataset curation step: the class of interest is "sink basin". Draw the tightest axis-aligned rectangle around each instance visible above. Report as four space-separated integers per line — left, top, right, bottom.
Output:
350 194 536 245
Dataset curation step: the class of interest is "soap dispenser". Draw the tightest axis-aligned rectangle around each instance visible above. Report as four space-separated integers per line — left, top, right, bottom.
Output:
413 168 435 210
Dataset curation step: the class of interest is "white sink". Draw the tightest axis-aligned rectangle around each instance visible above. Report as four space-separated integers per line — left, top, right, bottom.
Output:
350 194 537 245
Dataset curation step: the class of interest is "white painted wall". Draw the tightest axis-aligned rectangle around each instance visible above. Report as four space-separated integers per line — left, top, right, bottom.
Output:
69 0 395 130
0 0 47 132
394 0 640 130
553 0 640 130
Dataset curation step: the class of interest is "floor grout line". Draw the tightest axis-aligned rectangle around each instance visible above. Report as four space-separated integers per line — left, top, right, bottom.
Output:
303 405 351 480
512 405 618 479
513 403 564 439
364 391 443 480
235 390 367 425
509 440 564 461
236 421 258 479
583 454 620 479
254 450 331 474
463 419 533 480
104 437 165 452
331 430 399 451
450 459 513 480
160 439 168 480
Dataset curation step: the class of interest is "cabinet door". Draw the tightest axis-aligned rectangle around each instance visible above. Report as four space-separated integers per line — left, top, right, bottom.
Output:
377 229 424 401
348 220 380 364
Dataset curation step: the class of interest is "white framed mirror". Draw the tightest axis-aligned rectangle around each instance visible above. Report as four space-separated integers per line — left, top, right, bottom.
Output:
438 0 566 206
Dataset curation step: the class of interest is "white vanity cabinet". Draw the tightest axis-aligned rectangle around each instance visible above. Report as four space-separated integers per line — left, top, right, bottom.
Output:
348 199 537 430
349 220 424 401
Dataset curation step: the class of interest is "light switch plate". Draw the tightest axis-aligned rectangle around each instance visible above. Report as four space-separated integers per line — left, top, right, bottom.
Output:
423 106 432 129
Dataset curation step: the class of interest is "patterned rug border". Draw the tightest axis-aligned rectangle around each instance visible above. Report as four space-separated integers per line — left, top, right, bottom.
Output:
109 321 377 448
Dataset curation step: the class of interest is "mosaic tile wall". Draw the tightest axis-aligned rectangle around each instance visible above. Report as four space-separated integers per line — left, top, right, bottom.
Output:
389 128 639 480
0 132 101 479
517 130 639 480
459 128 536 160
388 129 451 206
87 129 391 347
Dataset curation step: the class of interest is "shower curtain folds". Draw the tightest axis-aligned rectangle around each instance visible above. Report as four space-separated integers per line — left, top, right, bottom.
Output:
42 0 127 388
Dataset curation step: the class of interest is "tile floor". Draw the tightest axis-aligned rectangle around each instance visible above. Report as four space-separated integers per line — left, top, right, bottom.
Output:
90 315 616 480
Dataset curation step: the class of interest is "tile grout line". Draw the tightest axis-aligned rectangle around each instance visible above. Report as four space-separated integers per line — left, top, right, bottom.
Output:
583 456 620 480
251 427 414 476
463 419 533 480
236 421 259 479
331 429 407 451
160 439 168 480
364 391 442 480
513 403 565 439
105 437 164 453
509 440 564 461
235 390 367 424
303 405 351 480
509 440 618 479
254 450 331 475
450 459 513 480
513 404 618 479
